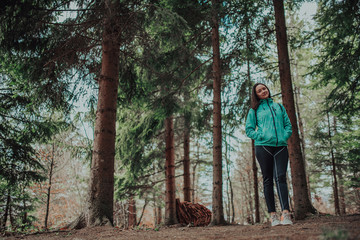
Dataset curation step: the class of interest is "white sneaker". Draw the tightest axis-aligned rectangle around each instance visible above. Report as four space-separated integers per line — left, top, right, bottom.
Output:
271 214 281 226
281 212 293 225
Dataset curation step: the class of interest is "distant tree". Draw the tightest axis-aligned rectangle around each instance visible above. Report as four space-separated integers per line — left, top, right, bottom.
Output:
44 143 56 229
326 112 340 215
183 92 192 202
312 0 360 117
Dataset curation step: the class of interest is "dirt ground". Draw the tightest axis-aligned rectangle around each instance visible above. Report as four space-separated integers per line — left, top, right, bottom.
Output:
3 214 360 240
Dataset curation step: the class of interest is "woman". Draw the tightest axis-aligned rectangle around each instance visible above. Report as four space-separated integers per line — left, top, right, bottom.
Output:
245 83 293 226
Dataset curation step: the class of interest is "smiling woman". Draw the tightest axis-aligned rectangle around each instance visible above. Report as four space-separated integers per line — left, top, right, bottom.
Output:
250 83 272 110
245 83 293 226
255 84 270 100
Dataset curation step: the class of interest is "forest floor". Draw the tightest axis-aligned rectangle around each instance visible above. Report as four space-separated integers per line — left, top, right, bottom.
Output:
2 214 360 240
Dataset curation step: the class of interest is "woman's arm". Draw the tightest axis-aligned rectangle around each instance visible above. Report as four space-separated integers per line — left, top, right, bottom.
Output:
245 108 262 141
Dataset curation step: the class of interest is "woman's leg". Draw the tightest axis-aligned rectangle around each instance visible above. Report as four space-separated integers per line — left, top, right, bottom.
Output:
255 146 276 213
273 147 290 212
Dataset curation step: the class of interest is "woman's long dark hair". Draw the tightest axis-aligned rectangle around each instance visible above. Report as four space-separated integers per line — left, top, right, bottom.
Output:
250 83 271 110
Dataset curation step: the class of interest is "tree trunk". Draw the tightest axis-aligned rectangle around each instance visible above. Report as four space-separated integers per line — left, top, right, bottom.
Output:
247 169 254 224
21 186 28 231
122 202 128 228
210 0 226 226
45 142 55 229
2 188 11 231
84 2 120 226
252 140 260 223
245 23 260 223
165 116 178 225
241 173 252 224
225 158 230 222
230 180 235 224
192 161 198 204
294 86 312 200
334 117 346 215
128 196 136 228
225 136 235 223
338 171 346 215
273 0 316 220
327 112 340 215
183 110 191 202
192 141 200 204
9 205 15 229
157 206 162 225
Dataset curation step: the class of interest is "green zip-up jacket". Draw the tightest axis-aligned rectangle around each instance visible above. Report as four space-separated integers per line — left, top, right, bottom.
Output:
245 98 292 147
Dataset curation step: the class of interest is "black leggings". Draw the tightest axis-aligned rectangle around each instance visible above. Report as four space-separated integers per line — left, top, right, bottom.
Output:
255 146 290 213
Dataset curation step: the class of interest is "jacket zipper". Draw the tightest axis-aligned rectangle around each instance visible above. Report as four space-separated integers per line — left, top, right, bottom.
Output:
267 101 278 146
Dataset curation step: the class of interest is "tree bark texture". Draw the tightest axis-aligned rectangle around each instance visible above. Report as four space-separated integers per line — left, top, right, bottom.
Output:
165 116 178 225
157 206 162 225
183 112 191 202
210 0 226 226
85 4 120 226
128 197 137 228
273 0 316 220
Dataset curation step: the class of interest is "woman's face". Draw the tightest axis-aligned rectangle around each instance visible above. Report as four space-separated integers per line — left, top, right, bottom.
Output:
255 84 269 99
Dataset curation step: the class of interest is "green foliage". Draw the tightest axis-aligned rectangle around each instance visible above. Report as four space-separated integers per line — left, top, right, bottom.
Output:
0 1 82 230
114 0 212 198
320 228 349 240
0 0 82 186
221 0 276 126
312 0 360 116
332 118 360 189
0 63 66 185
307 110 360 211
116 104 166 177
0 181 39 232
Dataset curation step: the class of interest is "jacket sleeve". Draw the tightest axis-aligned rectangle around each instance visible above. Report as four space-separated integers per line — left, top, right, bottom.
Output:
280 104 292 140
245 108 262 141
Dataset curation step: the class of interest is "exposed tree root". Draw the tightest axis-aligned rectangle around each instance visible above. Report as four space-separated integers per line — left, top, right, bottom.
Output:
65 212 113 230
65 213 86 230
